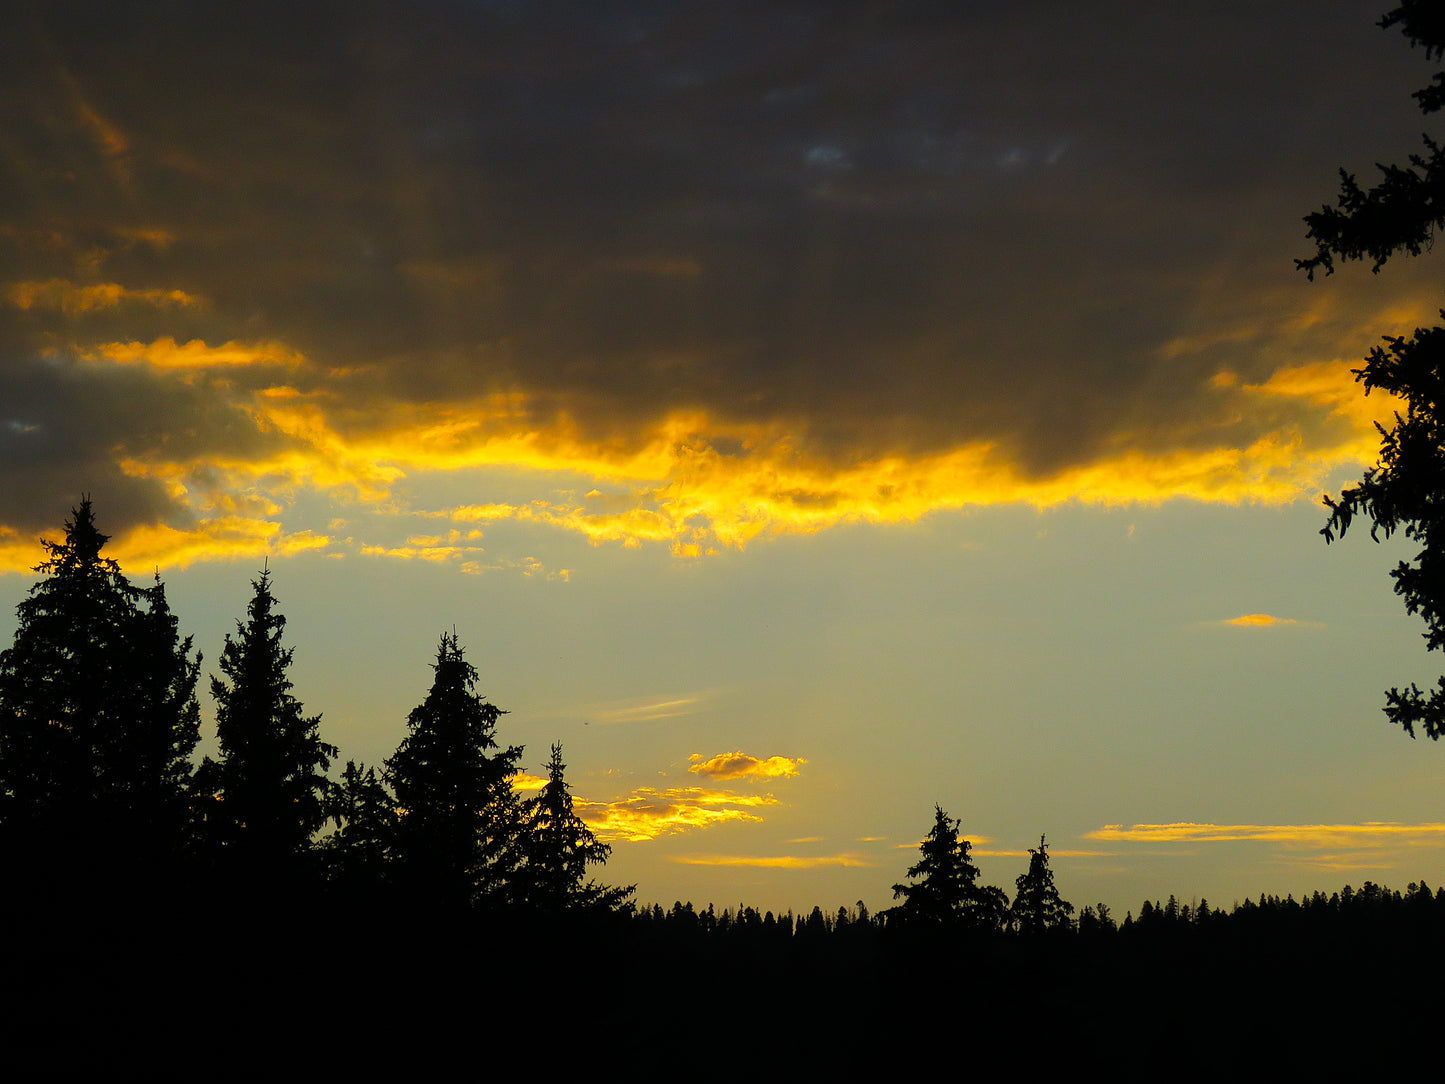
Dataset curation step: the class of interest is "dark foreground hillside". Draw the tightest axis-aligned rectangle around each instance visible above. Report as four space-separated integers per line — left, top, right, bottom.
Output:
2 884 1439 1080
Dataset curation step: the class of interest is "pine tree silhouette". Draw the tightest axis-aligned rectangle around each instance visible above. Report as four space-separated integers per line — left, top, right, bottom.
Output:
889 804 1008 930
1011 834 1074 934
386 633 522 908
203 570 335 870
520 742 633 912
0 499 200 869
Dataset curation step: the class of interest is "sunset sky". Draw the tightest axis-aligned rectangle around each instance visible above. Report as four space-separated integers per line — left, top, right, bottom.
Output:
4 0 1445 917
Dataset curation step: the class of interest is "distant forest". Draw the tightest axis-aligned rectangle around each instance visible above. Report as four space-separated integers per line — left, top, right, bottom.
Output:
1 501 1440 1077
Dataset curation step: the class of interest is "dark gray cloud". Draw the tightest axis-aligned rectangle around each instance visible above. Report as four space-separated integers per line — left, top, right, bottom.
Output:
0 0 1433 532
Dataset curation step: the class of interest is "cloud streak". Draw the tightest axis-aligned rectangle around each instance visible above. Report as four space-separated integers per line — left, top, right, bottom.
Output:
669 853 872 870
575 786 778 843
1087 822 1445 849
688 752 806 781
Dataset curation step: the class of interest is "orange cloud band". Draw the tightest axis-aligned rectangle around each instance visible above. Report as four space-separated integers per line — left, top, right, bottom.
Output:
668 853 872 869
575 786 778 843
1087 821 1445 849
688 751 807 780
3 335 1404 572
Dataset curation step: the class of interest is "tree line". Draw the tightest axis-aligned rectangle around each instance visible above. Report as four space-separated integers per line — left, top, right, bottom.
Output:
0 498 630 916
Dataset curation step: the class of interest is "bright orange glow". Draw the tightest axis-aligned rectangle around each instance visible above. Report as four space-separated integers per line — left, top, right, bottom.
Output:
668 853 872 869
575 786 778 842
87 337 301 369
1225 613 1299 627
688 752 806 781
6 281 203 314
27 340 1407 572
1086 822 1445 848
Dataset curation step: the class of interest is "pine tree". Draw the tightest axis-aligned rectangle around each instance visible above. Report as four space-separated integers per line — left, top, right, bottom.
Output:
385 633 522 908
519 742 632 913
1010 834 1074 934
319 760 396 893
0 500 200 861
889 804 1009 931
205 570 335 867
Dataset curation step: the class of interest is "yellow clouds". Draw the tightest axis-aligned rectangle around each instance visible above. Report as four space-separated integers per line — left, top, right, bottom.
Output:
6 280 203 314
1088 822 1445 847
85 337 302 370
669 853 872 869
1224 613 1301 628
688 751 807 781
575 786 777 843
109 518 330 571
26 318 1406 573
1087 822 1445 872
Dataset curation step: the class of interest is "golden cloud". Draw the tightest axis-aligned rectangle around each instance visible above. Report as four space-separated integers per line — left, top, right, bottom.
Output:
668 853 872 869
688 751 807 781
1224 613 1302 628
42 338 1407 571
108 518 330 571
86 337 302 370
511 772 547 794
1086 822 1445 850
6 280 203 314
575 786 778 843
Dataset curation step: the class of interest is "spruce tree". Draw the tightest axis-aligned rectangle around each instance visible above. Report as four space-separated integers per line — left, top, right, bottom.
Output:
0 500 200 863
320 760 397 893
1010 834 1074 934
205 570 335 868
889 804 1009 931
385 633 522 908
519 743 632 913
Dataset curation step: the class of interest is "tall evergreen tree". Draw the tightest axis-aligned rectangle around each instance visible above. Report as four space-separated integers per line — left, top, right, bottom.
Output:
386 633 522 908
1010 834 1074 934
205 570 335 867
519 743 632 913
0 500 200 860
889 804 1009 931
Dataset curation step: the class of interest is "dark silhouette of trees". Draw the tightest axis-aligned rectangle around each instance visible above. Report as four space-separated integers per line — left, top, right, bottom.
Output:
320 759 396 892
888 804 1008 930
203 570 335 867
1011 834 1073 933
1302 3 1445 738
0 499 200 865
386 632 522 908
519 742 633 913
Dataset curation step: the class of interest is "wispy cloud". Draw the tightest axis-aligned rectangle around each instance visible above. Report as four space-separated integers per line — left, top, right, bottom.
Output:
668 853 873 870
1087 822 1445 849
592 695 706 725
576 786 777 842
1221 613 1311 628
688 751 806 781
6 281 203 314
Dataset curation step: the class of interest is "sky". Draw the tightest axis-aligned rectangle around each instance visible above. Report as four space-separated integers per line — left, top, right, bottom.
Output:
4 0 1445 918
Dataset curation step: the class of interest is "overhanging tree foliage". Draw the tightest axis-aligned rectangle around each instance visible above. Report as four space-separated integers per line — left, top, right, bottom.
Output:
1303 3 1445 738
386 633 522 908
888 804 1008 931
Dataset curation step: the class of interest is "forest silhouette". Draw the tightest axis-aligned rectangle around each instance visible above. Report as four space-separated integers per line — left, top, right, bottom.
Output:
0 500 1441 1077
